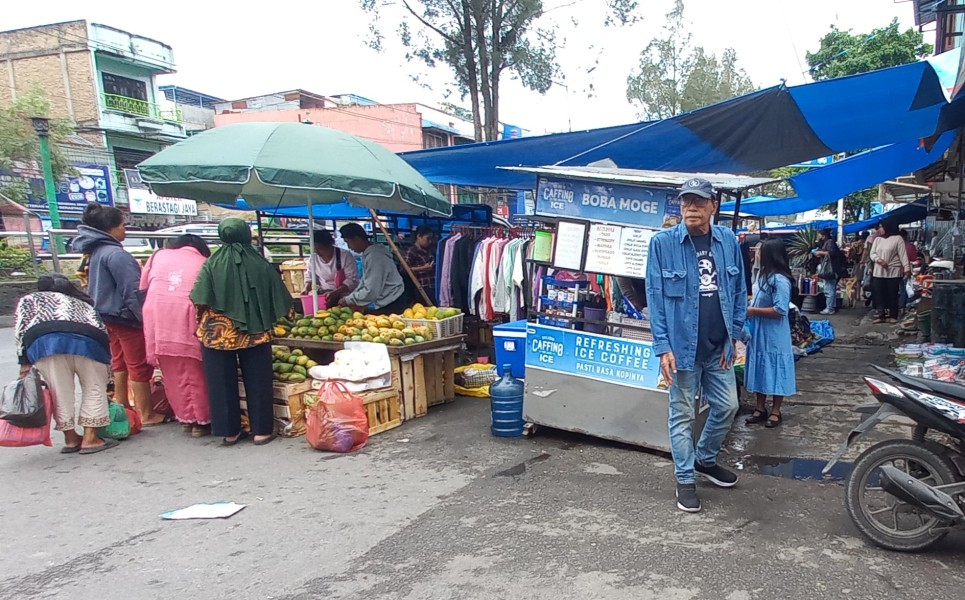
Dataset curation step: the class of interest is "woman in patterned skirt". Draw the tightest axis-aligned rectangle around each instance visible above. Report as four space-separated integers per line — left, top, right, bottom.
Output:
190 219 293 446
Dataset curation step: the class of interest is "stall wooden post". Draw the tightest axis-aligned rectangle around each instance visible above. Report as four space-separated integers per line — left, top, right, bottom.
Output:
368 208 433 306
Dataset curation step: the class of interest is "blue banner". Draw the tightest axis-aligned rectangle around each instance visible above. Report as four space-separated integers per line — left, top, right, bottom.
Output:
525 324 664 392
1 162 114 212
535 176 679 229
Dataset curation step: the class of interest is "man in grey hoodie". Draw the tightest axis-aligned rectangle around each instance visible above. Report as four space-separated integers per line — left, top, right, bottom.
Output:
338 223 407 315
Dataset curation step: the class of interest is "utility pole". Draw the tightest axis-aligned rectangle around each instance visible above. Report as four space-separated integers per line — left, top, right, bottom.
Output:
31 117 64 253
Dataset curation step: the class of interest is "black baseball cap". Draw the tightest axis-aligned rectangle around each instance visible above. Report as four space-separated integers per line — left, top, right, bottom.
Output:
676 177 715 200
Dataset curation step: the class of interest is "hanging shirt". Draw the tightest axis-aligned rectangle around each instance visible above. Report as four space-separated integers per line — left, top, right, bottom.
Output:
439 233 461 308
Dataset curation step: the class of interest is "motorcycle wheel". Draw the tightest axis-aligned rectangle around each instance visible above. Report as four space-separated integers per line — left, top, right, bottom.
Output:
846 439 959 552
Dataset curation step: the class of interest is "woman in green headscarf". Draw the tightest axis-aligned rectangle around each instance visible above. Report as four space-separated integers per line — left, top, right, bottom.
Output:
191 218 293 446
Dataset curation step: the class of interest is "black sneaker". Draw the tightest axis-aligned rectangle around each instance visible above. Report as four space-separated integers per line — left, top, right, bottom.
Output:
675 483 701 513
696 462 738 488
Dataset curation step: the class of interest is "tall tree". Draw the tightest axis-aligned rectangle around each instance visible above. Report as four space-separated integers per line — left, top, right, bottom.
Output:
0 88 74 203
361 0 640 141
806 20 932 219
626 1 754 120
805 18 932 81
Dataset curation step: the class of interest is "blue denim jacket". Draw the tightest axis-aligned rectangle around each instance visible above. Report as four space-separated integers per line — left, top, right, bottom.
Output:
645 223 747 371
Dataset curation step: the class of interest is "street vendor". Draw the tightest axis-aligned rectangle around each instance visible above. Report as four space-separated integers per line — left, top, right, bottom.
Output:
405 224 436 303
302 229 360 305
337 223 407 315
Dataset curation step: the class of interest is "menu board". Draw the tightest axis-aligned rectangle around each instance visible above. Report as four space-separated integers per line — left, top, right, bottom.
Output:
583 223 655 278
583 223 624 275
552 221 587 270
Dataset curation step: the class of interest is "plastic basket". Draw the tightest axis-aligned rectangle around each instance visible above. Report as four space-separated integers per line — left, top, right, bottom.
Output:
403 313 464 339
617 316 653 341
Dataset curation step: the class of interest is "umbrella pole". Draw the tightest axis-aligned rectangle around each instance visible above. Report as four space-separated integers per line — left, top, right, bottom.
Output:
368 208 432 307
309 200 318 315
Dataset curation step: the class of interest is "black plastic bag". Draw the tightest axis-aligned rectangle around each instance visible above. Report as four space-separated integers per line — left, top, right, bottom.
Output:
0 369 48 428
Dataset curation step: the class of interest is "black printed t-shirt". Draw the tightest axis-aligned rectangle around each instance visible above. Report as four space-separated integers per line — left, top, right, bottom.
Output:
692 233 728 361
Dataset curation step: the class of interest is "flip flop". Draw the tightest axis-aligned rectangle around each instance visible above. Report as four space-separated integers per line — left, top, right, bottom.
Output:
79 438 119 455
60 445 81 454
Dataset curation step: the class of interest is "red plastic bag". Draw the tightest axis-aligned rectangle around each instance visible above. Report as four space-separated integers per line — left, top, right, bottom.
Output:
125 406 142 435
306 382 369 453
0 389 53 447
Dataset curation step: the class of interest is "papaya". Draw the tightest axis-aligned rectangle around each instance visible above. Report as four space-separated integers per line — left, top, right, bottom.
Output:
277 373 291 382
278 363 294 373
296 356 309 366
292 365 308 376
287 373 306 383
296 318 311 328
306 360 318 368
311 319 324 328
292 349 304 357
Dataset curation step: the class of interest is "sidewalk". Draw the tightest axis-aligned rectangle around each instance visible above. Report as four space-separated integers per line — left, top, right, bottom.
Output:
725 308 906 476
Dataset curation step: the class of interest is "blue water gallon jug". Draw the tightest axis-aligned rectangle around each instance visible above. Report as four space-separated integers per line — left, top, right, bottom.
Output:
490 364 525 437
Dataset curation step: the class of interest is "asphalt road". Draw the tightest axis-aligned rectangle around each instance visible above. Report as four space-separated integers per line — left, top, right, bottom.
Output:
0 326 963 600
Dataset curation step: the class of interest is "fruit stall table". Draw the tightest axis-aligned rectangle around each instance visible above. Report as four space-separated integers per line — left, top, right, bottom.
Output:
276 336 465 421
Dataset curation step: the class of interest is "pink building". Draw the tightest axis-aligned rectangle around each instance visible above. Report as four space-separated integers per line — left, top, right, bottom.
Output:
212 90 473 153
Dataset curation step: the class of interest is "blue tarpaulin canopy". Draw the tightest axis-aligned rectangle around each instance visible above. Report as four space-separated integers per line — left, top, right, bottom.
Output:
718 131 955 217
752 198 929 234
401 49 963 191
225 199 494 230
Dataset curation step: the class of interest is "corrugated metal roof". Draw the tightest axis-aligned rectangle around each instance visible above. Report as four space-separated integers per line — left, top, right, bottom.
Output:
499 165 779 191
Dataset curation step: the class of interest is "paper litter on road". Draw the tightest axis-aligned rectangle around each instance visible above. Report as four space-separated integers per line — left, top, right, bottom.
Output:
160 502 246 520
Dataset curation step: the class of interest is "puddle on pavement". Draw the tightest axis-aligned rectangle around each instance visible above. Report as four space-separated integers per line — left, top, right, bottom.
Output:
495 452 551 477
736 455 852 482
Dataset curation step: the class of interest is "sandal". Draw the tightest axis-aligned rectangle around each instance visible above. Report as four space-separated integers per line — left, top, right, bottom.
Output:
191 425 211 438
252 433 277 446
143 415 175 428
745 409 768 425
221 431 250 446
765 412 783 428
79 438 120 455
60 445 81 454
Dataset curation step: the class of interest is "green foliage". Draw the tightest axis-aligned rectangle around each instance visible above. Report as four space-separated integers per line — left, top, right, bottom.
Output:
626 1 754 119
0 88 76 203
788 228 819 270
0 242 35 276
361 0 640 141
806 19 932 81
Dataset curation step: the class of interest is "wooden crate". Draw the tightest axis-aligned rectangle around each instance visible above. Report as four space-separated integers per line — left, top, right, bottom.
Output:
357 387 403 435
394 347 458 419
239 380 312 437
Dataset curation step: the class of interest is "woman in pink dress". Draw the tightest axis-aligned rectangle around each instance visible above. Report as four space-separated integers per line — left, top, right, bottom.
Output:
139 235 212 436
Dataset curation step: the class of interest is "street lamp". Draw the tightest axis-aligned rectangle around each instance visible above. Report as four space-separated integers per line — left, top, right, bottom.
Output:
31 116 64 252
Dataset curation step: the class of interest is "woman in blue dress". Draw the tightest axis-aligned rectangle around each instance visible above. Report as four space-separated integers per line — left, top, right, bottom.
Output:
744 239 796 428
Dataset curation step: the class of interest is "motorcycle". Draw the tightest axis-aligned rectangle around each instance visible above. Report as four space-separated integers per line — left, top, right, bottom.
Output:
824 366 965 551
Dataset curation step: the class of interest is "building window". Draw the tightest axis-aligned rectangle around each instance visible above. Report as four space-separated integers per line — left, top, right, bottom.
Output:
102 73 148 101
113 148 155 189
423 131 448 149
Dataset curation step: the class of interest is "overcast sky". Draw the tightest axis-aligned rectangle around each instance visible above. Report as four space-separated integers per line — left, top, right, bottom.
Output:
5 0 928 135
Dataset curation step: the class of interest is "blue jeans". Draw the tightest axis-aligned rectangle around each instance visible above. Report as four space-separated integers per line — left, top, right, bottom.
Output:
668 354 739 484
824 277 838 312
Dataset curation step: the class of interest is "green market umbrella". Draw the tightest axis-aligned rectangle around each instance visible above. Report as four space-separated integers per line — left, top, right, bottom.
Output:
137 122 451 216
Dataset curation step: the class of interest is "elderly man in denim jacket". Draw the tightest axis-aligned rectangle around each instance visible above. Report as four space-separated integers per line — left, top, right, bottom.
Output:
646 178 747 513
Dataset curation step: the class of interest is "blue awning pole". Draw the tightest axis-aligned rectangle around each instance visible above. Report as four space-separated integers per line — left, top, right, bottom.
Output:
731 191 743 232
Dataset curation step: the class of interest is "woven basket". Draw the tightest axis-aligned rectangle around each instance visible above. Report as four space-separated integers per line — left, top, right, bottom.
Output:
279 260 306 295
